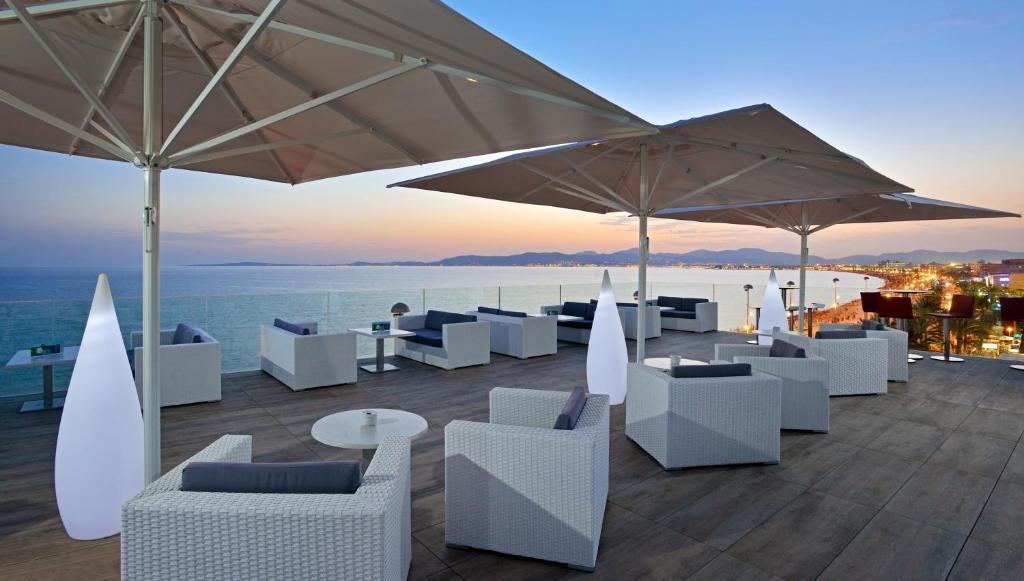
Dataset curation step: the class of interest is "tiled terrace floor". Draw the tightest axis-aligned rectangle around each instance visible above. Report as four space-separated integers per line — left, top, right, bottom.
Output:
3 330 1024 580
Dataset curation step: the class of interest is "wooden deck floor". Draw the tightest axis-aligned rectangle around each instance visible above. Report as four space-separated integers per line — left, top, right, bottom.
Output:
3 330 1024 580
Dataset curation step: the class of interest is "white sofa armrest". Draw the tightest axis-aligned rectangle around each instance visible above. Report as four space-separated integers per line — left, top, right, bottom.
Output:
442 321 490 366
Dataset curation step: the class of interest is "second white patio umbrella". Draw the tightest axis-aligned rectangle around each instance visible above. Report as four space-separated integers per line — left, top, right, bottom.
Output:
390 104 911 360
654 193 1020 332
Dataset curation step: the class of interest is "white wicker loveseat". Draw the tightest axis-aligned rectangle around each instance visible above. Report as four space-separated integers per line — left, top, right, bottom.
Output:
468 308 557 359
121 434 412 581
131 324 220 407
626 362 782 469
773 329 889 396
395 310 490 370
715 343 830 432
819 322 909 382
445 388 610 571
259 322 358 390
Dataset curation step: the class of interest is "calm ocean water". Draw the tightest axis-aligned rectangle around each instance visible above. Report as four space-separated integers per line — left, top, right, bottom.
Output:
0 266 880 397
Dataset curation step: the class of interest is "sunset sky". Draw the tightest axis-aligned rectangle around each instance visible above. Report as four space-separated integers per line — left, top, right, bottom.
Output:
0 0 1021 267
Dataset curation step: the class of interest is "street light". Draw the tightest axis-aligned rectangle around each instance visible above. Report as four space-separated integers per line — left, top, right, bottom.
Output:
832 278 840 307
743 284 753 330
863 276 870 290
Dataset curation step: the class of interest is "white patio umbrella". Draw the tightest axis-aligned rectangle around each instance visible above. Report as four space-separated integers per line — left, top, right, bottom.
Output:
0 0 655 481
390 104 911 361
654 193 1020 332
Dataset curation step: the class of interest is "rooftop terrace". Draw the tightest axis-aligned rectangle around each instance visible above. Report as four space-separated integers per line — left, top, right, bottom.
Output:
3 330 1024 580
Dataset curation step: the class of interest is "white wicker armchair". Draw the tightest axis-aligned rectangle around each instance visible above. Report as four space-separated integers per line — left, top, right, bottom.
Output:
715 343 830 432
121 435 412 581
131 327 220 407
773 330 888 396
445 388 610 571
819 323 908 382
260 323 358 390
626 362 782 469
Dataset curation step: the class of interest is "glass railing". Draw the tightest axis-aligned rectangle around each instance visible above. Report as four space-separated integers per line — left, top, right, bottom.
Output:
0 282 871 398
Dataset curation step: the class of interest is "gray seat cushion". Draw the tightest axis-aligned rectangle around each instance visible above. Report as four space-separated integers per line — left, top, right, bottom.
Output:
816 330 868 339
662 310 697 319
498 309 527 318
558 319 593 330
181 461 361 494
273 318 313 336
554 386 587 430
769 340 806 358
670 363 751 378
406 328 443 348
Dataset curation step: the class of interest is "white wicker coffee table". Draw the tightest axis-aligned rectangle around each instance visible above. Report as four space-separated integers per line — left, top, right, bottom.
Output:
311 408 428 470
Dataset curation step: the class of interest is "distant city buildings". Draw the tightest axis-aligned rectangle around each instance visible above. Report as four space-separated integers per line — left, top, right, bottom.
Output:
971 259 1024 289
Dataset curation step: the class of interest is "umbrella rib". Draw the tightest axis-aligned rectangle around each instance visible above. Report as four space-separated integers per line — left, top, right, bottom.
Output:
176 5 425 165
0 0 132 24
516 161 636 213
517 141 627 203
68 4 143 155
168 128 367 168
559 155 634 210
659 156 778 209
170 0 655 133
166 60 425 164
647 143 675 205
808 205 885 234
160 0 288 157
6 0 139 155
162 6 294 183
0 88 133 162
432 71 500 152
547 185 630 214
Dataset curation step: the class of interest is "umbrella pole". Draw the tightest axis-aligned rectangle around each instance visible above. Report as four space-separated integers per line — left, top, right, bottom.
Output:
141 0 162 483
636 140 649 362
797 204 808 335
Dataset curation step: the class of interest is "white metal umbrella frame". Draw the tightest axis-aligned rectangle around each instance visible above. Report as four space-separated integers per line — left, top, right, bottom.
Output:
0 0 656 482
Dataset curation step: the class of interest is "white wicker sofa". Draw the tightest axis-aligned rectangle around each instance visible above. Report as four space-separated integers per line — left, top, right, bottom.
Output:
653 296 718 333
626 362 782 468
259 321 358 390
773 329 889 396
819 322 909 382
131 324 220 407
395 310 490 370
445 388 610 571
541 301 660 343
715 343 830 432
121 434 412 581
468 308 557 359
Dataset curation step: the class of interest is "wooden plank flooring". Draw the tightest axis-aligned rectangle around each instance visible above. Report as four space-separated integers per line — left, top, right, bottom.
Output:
2 330 1023 580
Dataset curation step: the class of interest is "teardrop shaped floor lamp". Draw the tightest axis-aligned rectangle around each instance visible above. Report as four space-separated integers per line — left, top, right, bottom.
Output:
758 269 789 346
55 274 143 540
587 270 628 404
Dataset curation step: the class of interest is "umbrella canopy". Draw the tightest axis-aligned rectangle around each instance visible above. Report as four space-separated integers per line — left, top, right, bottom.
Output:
390 104 912 360
0 0 655 483
654 193 1021 331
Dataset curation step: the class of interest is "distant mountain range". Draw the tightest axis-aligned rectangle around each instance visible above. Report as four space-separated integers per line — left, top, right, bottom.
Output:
192 248 1024 268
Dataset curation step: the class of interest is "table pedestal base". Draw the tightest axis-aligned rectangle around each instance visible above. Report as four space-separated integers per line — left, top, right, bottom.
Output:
1010 364 1024 372
361 363 400 374
930 355 964 363
20 396 65 413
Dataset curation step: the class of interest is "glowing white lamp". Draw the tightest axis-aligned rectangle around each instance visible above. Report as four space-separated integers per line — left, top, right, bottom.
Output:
55 274 143 540
587 270 628 404
757 269 789 346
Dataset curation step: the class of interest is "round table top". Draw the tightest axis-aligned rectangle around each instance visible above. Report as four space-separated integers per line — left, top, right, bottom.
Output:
880 289 930 294
644 357 707 370
311 409 428 450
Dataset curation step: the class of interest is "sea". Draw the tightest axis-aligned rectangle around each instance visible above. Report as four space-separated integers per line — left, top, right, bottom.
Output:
0 265 881 397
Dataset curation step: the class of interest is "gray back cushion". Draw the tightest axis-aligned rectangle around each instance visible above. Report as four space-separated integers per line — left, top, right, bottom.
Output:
816 330 868 340
769 340 806 358
861 320 885 331
554 386 587 430
561 302 589 318
678 298 709 312
478 306 500 315
498 309 527 318
670 363 751 378
181 461 361 494
273 318 312 336
172 323 197 345
424 310 448 330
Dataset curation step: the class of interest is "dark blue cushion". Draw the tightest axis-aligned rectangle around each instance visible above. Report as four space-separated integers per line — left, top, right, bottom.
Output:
172 323 197 345
554 386 587 430
584 303 597 320
498 309 527 318
662 310 697 319
616 302 638 308
192 334 204 343
678 298 709 312
478 306 500 315
561 302 589 319
657 296 683 310
406 328 443 348
274 318 312 336
816 330 868 339
769 340 806 358
670 363 751 378
448 313 477 325
861 320 885 331
424 310 448 331
558 319 593 329
181 461 361 494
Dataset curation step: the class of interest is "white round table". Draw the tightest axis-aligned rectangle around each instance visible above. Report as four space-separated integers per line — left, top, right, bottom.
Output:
643 357 707 370
312 409 428 470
